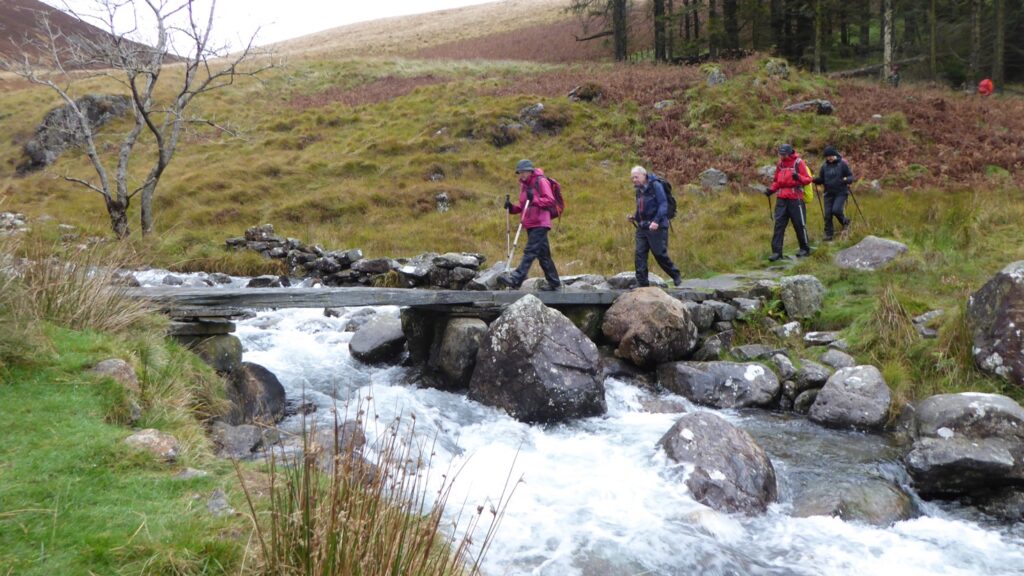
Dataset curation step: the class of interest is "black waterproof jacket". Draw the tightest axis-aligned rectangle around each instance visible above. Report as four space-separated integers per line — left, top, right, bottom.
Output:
814 157 854 195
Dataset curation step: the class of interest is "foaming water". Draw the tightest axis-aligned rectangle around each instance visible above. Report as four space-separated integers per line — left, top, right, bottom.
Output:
234 306 1024 576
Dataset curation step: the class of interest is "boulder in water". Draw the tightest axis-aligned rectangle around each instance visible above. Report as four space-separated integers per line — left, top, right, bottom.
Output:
809 365 892 430
905 393 1024 497
468 295 605 424
658 412 778 515
349 315 406 364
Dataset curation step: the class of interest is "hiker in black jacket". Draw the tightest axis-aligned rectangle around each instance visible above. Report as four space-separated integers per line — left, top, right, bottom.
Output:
813 146 854 241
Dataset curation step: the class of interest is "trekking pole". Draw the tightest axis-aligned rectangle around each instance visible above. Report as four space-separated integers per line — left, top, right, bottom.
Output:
507 199 530 263
504 194 511 261
848 188 870 231
816 184 825 222
766 194 773 223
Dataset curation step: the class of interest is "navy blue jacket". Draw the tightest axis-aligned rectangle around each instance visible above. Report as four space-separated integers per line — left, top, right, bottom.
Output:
634 177 670 228
814 157 854 196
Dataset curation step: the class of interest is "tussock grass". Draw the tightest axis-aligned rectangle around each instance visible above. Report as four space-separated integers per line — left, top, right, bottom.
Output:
240 413 516 576
6 239 155 334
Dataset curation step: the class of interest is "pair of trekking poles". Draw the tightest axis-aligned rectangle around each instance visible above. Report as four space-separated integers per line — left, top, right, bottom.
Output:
764 184 869 231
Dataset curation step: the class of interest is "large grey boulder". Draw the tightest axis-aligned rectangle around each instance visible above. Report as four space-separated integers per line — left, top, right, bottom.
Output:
468 295 605 424
967 261 1024 385
809 366 892 430
349 315 406 364
226 362 286 425
435 318 488 389
658 412 778 515
833 236 908 271
779 275 825 319
905 393 1024 496
606 272 667 290
602 287 698 368
657 361 780 409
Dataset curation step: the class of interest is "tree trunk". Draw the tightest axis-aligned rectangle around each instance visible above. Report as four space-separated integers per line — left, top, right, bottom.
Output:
105 197 130 239
859 0 871 55
771 0 783 52
654 0 668 61
883 0 894 79
814 0 823 72
928 0 936 78
994 0 1005 88
724 0 739 50
708 0 719 57
694 0 700 40
613 0 628 61
969 0 980 83
840 3 849 46
667 0 675 60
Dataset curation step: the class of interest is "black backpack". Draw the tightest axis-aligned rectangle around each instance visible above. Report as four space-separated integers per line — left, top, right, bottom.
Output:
649 173 677 220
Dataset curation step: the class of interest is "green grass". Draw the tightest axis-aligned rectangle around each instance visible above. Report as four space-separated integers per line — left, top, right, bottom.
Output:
0 328 244 575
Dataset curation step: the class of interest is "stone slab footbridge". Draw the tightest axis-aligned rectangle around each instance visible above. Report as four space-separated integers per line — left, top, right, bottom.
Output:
130 270 782 341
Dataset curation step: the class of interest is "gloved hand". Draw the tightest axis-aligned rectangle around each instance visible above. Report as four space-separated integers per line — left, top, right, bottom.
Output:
526 189 534 202
791 171 801 182
504 198 513 211
763 189 773 197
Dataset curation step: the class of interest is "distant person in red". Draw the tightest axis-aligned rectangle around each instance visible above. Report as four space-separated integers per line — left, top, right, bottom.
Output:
978 78 994 96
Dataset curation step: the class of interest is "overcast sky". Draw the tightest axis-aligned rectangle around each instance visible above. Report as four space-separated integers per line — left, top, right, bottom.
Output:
39 0 497 48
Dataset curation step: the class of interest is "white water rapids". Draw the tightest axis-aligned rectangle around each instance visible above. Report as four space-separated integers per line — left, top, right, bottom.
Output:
136 271 1024 575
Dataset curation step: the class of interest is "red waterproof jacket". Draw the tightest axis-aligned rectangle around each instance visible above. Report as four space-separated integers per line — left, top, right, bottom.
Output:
770 153 813 200
510 169 555 229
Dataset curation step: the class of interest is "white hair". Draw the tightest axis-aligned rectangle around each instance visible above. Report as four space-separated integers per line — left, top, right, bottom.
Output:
631 165 647 176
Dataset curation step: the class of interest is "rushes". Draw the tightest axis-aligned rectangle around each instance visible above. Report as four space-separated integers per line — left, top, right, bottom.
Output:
239 411 517 576
14 241 155 334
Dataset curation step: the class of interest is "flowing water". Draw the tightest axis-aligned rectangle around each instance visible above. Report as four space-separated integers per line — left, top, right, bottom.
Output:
137 271 1024 576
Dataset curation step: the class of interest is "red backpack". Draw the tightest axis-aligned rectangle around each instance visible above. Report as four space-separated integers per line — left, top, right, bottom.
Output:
531 176 565 219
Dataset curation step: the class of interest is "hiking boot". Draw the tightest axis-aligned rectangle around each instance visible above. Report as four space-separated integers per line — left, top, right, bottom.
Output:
823 235 834 242
795 249 812 258
672 276 683 287
496 273 520 289
767 253 784 262
539 282 562 292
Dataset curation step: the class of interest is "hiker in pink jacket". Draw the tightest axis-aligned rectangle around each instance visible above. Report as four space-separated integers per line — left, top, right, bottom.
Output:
498 159 561 290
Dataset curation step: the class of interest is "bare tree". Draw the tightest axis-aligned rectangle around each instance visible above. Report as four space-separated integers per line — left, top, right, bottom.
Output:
1 0 272 238
570 0 630 61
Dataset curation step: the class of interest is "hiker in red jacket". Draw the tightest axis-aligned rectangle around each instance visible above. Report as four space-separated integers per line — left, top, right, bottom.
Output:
763 144 813 261
978 78 994 96
498 159 561 290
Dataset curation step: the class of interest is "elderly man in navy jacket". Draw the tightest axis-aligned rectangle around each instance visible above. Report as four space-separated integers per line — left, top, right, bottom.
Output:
628 166 682 288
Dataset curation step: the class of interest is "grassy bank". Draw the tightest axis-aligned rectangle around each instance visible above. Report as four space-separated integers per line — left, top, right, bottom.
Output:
0 327 243 575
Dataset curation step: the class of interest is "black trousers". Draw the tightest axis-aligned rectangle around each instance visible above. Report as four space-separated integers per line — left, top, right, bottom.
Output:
635 227 680 286
771 198 811 255
823 192 850 237
512 227 560 287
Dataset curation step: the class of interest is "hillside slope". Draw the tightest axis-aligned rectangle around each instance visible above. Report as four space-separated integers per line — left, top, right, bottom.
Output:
267 0 568 59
